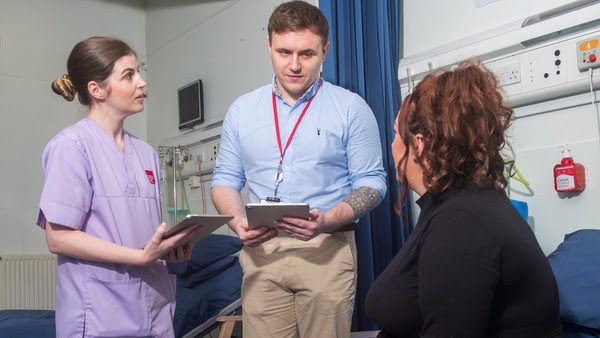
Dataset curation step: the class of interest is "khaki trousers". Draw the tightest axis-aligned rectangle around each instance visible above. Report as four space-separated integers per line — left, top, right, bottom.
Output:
239 231 357 338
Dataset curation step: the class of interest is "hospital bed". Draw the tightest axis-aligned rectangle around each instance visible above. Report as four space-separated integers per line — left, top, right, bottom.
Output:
168 234 243 338
548 229 600 338
0 234 243 338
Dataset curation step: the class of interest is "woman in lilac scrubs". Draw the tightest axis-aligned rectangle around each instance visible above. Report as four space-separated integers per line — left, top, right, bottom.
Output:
37 37 201 337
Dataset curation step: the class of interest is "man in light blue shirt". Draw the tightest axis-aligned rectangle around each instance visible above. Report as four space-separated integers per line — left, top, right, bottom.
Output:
211 1 386 337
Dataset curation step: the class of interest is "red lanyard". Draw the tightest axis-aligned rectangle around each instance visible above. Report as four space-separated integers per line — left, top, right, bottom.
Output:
272 80 321 165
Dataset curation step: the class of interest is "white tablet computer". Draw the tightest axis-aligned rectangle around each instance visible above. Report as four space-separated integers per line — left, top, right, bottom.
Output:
245 203 310 229
163 214 233 243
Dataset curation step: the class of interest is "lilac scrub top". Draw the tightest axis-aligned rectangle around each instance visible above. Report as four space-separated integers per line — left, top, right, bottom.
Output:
36 117 176 338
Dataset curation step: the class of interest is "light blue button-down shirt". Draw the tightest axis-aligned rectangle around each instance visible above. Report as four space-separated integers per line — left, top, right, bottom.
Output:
212 76 386 212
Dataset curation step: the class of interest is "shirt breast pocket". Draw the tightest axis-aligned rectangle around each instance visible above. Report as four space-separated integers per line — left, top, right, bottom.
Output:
299 127 347 167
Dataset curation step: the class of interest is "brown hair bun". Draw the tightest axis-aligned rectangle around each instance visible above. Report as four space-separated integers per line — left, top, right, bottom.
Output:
51 73 76 102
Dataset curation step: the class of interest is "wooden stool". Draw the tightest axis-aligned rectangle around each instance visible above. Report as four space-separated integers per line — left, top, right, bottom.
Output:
215 315 242 338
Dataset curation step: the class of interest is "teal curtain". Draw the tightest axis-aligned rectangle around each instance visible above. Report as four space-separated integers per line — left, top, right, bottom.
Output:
320 0 412 331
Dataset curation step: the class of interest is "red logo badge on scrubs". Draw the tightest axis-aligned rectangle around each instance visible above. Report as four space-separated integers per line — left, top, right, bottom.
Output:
145 170 156 184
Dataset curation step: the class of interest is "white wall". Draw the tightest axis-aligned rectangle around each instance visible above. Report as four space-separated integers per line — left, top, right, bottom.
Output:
144 0 317 148
403 0 573 58
403 0 600 254
0 0 146 255
143 0 317 235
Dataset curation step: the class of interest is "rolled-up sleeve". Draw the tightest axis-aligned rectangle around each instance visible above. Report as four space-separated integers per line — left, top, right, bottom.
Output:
346 96 387 199
211 102 247 192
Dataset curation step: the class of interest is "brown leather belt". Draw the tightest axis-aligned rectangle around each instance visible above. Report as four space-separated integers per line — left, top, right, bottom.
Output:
327 222 358 233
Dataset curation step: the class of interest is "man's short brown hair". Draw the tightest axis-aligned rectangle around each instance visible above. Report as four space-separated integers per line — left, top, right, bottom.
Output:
268 1 329 47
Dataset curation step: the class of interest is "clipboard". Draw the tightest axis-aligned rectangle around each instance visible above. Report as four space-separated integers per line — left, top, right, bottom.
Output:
245 203 310 229
163 214 233 243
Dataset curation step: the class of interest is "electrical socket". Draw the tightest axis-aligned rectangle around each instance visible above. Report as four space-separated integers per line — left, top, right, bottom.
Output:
189 175 202 189
495 63 521 87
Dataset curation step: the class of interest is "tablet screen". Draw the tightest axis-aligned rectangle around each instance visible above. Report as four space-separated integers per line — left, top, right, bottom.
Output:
245 203 309 229
163 214 233 242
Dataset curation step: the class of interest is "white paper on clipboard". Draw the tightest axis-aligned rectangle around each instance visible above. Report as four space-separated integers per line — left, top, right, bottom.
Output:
245 203 310 229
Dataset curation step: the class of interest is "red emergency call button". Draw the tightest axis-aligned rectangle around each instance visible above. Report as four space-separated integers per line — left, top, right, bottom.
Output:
590 54 597 62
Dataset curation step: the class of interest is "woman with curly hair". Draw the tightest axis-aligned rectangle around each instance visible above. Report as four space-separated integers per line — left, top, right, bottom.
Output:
365 62 562 337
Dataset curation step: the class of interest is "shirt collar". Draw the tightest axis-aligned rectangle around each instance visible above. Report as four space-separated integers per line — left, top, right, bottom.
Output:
415 181 475 211
271 75 321 103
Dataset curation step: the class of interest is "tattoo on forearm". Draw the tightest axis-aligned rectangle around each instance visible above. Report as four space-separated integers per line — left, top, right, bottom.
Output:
343 187 382 219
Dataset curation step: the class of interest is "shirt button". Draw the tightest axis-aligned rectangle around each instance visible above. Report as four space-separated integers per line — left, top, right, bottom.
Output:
286 167 290 170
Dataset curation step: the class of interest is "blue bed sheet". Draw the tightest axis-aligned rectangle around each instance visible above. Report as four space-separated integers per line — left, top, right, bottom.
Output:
548 229 600 338
0 310 55 338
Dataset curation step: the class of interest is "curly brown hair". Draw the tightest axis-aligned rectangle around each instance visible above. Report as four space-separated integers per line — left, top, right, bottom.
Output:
395 61 513 215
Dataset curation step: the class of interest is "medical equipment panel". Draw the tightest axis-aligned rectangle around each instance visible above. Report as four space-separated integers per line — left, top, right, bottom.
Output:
577 35 600 72
160 121 222 179
157 122 222 224
157 120 242 237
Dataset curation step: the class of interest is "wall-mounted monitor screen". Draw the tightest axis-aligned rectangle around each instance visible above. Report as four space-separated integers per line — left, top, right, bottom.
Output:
178 79 204 130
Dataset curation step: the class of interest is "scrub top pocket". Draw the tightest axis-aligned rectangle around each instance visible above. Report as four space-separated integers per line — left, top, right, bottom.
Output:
84 277 153 337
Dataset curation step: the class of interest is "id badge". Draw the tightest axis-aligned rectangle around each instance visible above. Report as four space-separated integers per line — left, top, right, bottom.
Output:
260 197 282 204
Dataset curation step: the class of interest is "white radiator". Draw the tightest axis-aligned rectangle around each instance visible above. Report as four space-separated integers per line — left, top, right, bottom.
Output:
0 254 57 310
